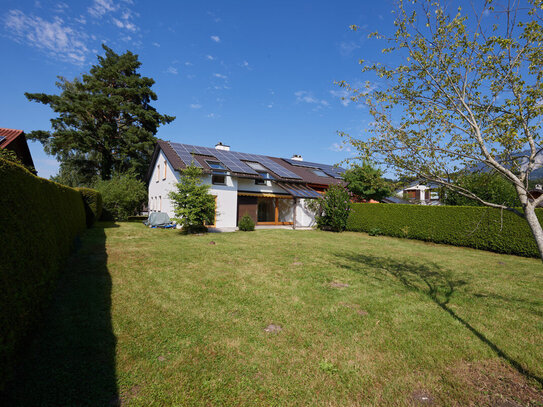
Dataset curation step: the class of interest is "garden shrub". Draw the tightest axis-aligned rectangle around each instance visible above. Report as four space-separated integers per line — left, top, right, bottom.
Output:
94 172 147 221
239 214 255 231
169 165 215 234
347 203 543 257
307 185 352 232
0 158 86 390
76 187 103 227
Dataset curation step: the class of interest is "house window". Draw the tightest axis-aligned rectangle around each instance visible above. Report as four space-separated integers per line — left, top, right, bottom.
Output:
255 171 273 185
246 162 274 185
163 160 167 180
156 164 160 182
430 191 439 200
310 168 329 177
206 160 228 185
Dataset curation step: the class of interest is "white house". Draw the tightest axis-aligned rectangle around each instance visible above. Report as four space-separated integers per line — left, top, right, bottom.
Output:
147 140 346 231
383 179 442 205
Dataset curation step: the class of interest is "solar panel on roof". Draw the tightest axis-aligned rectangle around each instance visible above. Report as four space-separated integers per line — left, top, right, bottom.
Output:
0 136 5 144
282 158 346 179
168 142 303 179
170 143 203 168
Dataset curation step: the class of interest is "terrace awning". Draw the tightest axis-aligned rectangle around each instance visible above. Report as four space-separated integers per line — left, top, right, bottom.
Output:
275 182 322 199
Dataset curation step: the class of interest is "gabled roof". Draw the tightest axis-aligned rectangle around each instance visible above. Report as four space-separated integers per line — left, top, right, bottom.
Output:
0 128 24 147
148 139 346 186
0 128 35 171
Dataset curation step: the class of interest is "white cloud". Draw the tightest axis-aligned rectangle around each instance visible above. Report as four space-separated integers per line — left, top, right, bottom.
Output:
166 66 178 74
207 113 217 118
184 61 192 66
210 35 220 42
190 103 202 109
330 89 352 107
339 41 360 56
4 9 88 64
152 42 160 47
267 104 273 108
329 142 351 152
213 73 227 79
205 54 215 61
112 17 136 31
88 0 117 18
294 90 329 106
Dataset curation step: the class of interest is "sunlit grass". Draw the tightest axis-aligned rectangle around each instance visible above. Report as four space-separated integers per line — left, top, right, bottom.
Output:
9 222 543 406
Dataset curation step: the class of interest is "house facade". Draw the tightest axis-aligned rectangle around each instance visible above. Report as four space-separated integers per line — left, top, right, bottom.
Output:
383 180 442 205
147 140 345 230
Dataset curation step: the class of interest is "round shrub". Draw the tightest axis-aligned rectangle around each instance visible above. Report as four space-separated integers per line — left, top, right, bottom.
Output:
239 214 255 231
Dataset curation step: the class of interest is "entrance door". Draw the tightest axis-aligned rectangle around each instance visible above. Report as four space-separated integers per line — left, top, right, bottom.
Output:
237 196 257 224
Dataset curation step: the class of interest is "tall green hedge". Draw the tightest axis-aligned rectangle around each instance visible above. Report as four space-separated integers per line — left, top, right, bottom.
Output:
0 159 86 390
347 203 543 258
76 187 103 227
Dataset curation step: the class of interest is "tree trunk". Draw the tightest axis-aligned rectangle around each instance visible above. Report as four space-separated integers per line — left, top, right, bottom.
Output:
101 153 113 180
524 204 543 262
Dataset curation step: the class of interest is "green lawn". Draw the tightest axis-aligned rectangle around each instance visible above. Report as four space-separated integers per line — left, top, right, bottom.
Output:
6 222 543 406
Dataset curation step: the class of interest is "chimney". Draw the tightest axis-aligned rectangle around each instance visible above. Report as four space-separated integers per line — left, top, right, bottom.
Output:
215 142 230 151
291 154 303 161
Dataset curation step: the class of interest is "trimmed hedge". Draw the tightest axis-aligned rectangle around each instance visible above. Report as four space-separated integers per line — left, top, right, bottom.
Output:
0 159 86 390
347 203 543 258
76 187 103 227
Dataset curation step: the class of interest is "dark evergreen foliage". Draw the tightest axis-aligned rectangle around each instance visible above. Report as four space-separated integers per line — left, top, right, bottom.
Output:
0 158 86 390
25 45 175 181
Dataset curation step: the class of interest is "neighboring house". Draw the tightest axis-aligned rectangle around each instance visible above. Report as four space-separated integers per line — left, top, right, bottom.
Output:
384 180 442 205
0 128 36 172
147 140 345 230
529 184 543 207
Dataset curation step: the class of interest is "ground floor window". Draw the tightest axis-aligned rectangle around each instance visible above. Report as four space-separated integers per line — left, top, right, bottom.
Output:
251 197 294 225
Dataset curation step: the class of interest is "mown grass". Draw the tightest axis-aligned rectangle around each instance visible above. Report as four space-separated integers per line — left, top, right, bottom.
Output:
6 222 543 406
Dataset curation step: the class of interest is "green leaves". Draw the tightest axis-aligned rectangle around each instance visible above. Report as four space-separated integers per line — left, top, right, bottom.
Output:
25 44 175 181
341 0 543 209
169 165 216 233
343 163 392 201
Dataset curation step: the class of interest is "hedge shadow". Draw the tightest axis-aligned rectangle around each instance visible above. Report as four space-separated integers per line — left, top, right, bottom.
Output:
2 224 119 406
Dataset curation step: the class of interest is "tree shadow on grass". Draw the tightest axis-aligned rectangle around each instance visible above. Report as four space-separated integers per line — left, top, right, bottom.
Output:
333 252 543 387
2 224 119 406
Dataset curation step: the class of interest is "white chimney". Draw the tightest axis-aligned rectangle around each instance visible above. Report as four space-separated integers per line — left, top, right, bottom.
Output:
291 154 303 161
215 142 230 151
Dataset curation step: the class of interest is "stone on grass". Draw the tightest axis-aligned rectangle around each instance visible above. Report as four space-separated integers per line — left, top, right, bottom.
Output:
264 324 282 333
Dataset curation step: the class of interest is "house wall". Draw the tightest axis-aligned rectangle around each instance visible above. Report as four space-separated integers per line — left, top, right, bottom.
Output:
295 198 317 228
206 174 238 229
148 150 180 217
148 148 320 229
237 178 286 194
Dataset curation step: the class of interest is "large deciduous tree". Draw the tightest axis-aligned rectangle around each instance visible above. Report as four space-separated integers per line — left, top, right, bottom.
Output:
26 45 175 181
340 0 543 260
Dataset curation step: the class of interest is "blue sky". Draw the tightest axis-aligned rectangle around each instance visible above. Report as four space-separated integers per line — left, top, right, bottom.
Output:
1 0 397 178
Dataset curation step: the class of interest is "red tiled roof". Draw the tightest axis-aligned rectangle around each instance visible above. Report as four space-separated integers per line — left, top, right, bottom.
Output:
0 128 24 147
